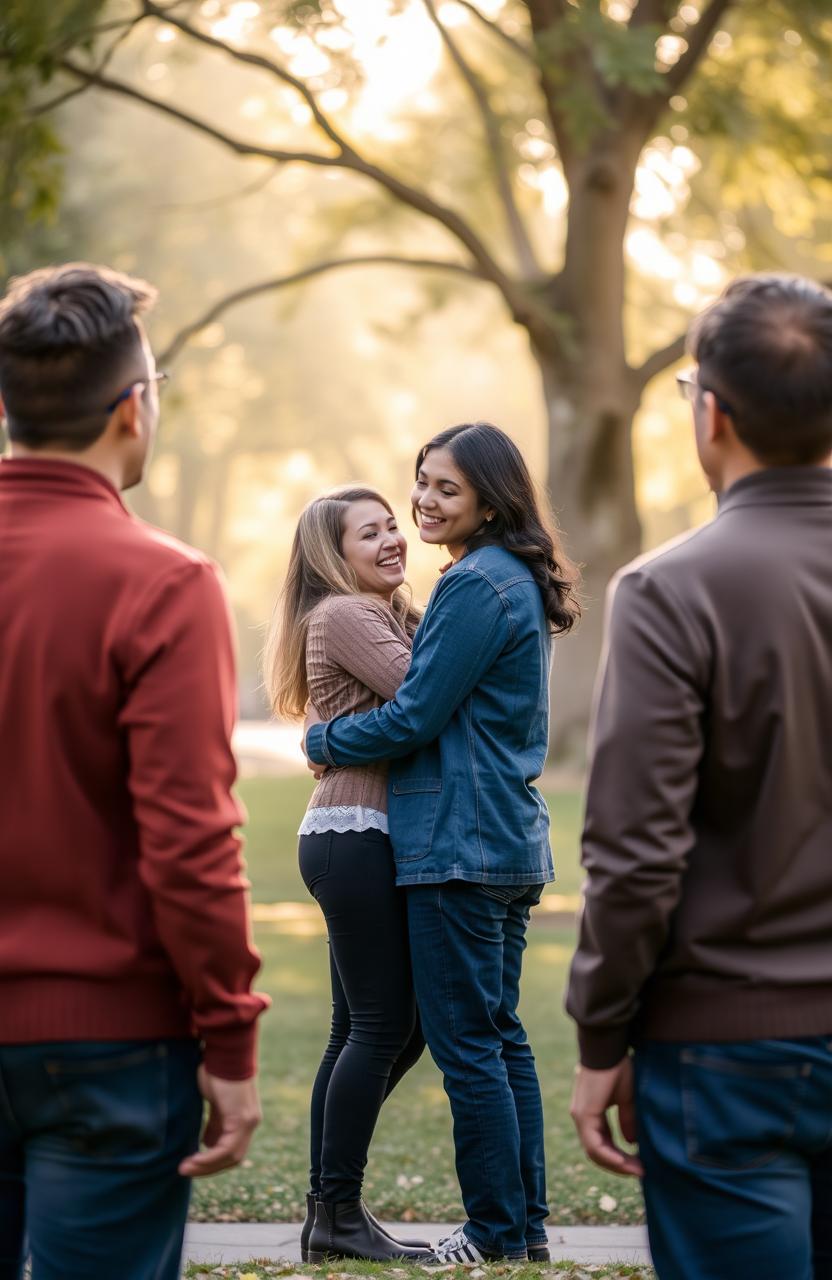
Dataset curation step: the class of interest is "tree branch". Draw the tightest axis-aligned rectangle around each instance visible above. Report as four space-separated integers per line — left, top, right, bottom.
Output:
662 0 734 97
140 0 354 159
59 58 339 167
27 82 92 118
422 0 540 277
58 54 540 328
157 167 276 212
30 14 144 118
53 13 146 47
620 0 735 150
632 329 688 388
157 255 485 365
627 0 675 28
138 1 524 302
523 0 604 173
455 1 536 64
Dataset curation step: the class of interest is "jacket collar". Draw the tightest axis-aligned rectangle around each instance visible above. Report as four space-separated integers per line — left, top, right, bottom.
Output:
0 457 127 511
719 465 832 514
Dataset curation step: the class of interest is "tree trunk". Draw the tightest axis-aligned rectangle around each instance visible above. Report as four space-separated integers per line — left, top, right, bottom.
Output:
536 347 642 763
531 134 645 762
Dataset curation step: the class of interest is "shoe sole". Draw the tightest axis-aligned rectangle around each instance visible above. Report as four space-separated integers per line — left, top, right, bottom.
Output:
308 1249 432 1264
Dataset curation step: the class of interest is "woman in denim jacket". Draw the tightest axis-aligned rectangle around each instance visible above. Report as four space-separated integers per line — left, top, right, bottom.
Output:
306 422 579 1263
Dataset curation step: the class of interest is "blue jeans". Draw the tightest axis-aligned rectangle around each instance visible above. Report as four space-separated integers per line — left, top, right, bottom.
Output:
634 1037 832 1280
406 881 548 1258
0 1039 202 1280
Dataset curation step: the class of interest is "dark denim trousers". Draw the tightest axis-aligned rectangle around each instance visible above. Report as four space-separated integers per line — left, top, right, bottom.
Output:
406 880 548 1258
0 1038 202 1280
299 828 424 1202
635 1037 832 1280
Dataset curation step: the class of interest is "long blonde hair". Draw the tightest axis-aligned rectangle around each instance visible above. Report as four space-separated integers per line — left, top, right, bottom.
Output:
263 485 419 719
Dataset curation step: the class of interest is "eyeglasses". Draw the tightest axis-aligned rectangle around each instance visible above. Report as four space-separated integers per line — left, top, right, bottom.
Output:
106 370 170 414
676 368 735 417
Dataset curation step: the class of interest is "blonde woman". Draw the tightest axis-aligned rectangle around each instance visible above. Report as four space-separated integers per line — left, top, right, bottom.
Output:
264 486 431 1264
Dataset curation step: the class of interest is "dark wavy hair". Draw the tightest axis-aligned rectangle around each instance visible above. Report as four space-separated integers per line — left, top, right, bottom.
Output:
414 422 580 634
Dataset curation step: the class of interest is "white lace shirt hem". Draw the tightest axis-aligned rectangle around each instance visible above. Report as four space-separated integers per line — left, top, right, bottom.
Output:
297 805 389 837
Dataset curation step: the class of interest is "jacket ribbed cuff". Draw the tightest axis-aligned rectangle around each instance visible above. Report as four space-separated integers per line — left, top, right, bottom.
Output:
577 1025 630 1070
202 1024 259 1081
306 722 336 768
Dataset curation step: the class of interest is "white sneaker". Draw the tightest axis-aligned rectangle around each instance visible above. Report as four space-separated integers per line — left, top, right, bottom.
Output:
430 1225 527 1264
430 1226 489 1263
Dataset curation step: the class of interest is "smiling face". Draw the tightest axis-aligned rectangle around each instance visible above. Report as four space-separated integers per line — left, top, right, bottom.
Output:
340 498 407 600
411 445 493 561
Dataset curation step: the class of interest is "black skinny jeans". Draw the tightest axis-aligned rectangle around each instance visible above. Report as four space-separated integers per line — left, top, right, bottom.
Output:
299 827 425 1202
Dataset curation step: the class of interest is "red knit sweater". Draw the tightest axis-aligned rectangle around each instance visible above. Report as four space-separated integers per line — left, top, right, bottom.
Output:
0 458 268 1079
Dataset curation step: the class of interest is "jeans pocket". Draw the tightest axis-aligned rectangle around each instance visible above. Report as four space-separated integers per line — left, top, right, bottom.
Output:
480 883 520 904
299 832 332 893
44 1041 169 1159
680 1044 811 1170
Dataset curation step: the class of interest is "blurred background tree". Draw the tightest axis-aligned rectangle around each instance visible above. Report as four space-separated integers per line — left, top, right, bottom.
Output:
2 0 831 752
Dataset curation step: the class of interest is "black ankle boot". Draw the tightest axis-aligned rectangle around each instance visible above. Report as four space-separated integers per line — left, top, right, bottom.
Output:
305 1192 430 1254
308 1199 434 1262
300 1192 317 1263
363 1203 431 1251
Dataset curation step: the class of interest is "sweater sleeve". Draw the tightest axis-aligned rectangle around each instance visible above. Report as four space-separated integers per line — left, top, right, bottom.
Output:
118 558 269 1080
565 568 706 1069
319 597 411 702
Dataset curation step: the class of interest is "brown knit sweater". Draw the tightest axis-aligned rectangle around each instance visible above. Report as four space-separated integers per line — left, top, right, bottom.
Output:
304 594 412 819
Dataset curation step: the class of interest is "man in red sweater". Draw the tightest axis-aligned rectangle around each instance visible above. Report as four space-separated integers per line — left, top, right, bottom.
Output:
0 263 269 1280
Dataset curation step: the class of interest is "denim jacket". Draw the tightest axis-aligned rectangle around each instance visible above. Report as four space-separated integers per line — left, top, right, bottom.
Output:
306 545 554 886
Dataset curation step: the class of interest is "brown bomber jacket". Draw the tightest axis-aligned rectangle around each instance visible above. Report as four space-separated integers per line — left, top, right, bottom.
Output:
566 466 832 1069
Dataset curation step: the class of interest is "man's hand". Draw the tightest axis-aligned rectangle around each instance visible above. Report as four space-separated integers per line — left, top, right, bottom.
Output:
570 1057 644 1178
302 703 326 779
179 1067 261 1178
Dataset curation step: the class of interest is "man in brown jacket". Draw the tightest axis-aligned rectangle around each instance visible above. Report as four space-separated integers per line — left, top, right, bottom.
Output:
567 274 832 1279
0 264 268 1280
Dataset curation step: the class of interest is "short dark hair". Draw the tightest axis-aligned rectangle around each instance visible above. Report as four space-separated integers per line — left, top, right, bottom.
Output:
415 421 580 634
688 273 832 465
0 262 157 450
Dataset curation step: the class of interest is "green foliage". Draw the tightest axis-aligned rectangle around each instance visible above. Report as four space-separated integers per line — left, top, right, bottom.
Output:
1 0 106 76
0 0 107 260
278 0 338 25
582 6 665 97
534 6 665 151
671 1 832 235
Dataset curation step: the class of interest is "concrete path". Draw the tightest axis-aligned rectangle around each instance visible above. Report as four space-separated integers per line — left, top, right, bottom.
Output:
183 1222 651 1268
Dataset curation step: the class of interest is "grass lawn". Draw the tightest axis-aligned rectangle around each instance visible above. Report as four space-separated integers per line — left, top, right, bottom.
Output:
237 776 587 905
190 777 644 1232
